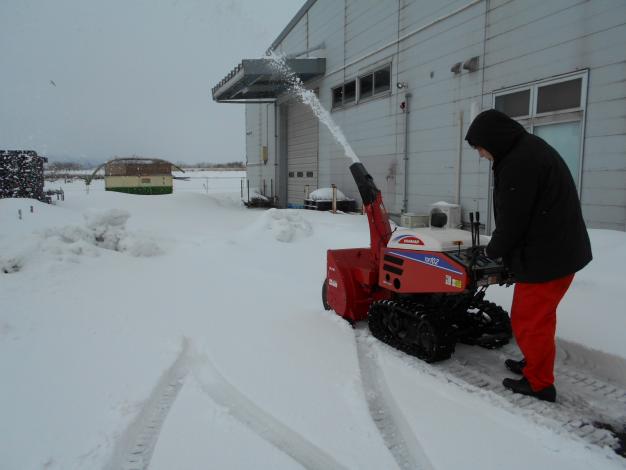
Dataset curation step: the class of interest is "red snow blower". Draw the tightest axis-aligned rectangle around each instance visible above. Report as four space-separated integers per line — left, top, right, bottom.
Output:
322 162 513 362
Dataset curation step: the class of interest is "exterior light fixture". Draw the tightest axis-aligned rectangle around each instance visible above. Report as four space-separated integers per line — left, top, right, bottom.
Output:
463 56 480 72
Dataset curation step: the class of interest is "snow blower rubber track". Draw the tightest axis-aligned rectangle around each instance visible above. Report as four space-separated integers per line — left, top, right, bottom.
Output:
368 297 512 363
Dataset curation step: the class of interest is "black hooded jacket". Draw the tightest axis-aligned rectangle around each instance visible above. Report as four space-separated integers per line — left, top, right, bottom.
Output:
465 109 592 283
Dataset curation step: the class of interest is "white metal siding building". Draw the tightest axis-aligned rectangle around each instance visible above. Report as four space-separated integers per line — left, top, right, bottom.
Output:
214 0 626 231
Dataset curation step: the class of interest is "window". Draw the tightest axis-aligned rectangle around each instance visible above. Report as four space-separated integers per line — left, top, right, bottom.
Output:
536 78 582 114
297 171 303 177
344 80 356 104
288 171 294 177
332 86 343 108
359 74 373 99
495 89 530 117
332 80 356 108
494 75 586 119
492 72 587 190
359 65 391 100
374 67 391 94
306 171 314 178
332 64 391 109
534 122 581 181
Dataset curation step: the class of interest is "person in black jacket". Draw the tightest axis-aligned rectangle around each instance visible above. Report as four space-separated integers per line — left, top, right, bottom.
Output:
465 109 592 402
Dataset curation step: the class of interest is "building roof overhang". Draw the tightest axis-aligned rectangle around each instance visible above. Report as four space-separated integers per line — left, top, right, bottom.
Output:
211 58 325 103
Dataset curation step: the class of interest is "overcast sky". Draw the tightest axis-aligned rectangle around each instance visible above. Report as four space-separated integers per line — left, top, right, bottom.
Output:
0 0 303 164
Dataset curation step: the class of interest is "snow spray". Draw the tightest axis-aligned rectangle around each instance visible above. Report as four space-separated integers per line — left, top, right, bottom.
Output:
268 52 360 164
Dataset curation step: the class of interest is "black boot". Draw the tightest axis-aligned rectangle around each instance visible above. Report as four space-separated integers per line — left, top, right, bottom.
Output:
502 377 556 402
504 358 526 375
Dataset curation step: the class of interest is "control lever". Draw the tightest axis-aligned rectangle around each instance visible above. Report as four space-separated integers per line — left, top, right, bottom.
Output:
475 211 480 248
469 212 481 271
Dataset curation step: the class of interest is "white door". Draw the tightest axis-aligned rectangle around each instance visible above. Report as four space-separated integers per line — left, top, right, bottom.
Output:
287 99 319 208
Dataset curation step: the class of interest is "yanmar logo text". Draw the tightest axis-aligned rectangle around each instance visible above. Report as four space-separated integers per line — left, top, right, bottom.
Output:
398 236 424 246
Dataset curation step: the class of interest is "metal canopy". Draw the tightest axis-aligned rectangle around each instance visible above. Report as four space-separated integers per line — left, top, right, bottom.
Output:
211 58 325 103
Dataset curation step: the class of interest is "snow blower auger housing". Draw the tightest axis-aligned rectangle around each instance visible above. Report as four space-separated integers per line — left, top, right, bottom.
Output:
323 162 513 363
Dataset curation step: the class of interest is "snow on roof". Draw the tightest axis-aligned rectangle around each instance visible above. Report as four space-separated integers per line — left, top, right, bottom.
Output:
308 187 353 201
111 158 161 165
431 201 459 207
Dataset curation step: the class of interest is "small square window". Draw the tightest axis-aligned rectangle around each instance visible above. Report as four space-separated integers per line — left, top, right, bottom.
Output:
536 78 582 114
374 67 391 94
344 80 356 104
306 171 314 177
360 74 374 99
297 171 304 177
495 89 530 117
332 86 343 108
289 172 294 177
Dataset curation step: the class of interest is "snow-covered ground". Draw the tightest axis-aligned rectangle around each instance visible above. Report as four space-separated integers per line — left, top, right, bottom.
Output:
1 174 625 470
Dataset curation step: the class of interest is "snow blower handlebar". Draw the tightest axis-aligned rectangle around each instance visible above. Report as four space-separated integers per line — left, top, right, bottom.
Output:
349 162 393 265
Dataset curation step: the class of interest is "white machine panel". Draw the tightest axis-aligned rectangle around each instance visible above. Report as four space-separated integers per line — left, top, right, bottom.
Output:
388 228 491 252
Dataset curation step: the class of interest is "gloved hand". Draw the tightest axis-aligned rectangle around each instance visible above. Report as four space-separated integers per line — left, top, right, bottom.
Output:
483 246 503 263
482 246 491 259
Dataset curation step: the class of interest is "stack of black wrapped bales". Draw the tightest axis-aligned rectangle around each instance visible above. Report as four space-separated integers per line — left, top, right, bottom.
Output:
0 150 48 201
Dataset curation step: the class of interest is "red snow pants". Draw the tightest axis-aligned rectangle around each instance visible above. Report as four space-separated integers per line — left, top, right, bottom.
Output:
510 273 575 391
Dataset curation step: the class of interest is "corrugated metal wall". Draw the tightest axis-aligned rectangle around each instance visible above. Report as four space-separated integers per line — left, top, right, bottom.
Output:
481 0 626 230
246 0 625 230
315 0 402 212
397 1 487 220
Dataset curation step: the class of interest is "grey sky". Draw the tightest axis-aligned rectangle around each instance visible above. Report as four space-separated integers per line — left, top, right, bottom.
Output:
0 0 303 164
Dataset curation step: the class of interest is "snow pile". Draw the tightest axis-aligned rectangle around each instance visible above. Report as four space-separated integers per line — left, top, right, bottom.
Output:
249 190 269 201
0 208 162 273
84 209 163 257
430 200 458 207
54 209 162 257
261 208 313 242
81 209 132 251
308 187 352 201
0 256 21 274
583 229 626 285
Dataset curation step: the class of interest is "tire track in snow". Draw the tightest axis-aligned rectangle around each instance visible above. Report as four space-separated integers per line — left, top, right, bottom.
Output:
354 326 435 470
557 339 626 390
495 342 626 443
106 338 190 470
190 353 350 470
373 337 626 458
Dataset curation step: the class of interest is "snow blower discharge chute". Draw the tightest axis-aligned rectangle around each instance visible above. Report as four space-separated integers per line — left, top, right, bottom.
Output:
323 162 513 362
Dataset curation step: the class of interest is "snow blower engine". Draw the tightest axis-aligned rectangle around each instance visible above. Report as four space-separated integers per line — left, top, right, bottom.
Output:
322 162 513 362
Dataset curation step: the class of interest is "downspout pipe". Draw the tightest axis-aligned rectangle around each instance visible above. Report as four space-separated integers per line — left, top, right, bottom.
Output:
402 92 412 214
456 110 464 205
274 102 278 205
